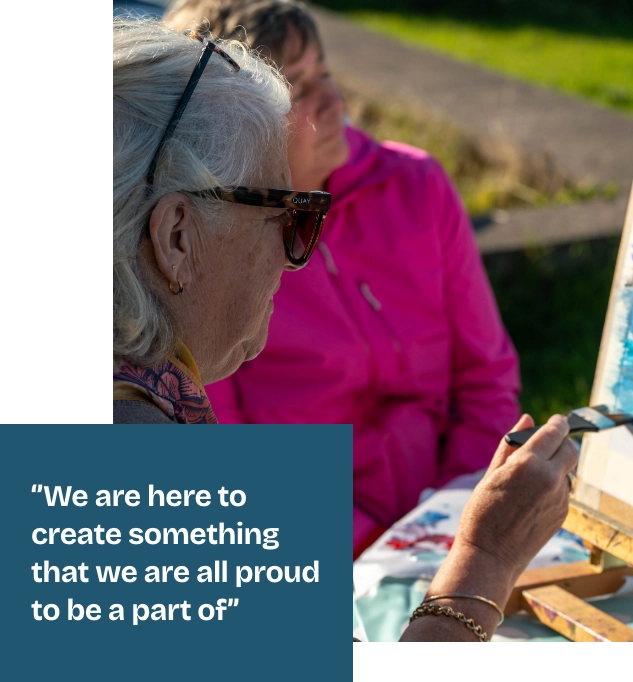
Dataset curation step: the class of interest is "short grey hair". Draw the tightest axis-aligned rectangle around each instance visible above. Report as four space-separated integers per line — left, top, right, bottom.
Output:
114 18 291 367
165 0 321 68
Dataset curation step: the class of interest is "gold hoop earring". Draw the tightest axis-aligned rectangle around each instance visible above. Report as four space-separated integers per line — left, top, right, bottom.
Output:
169 281 184 295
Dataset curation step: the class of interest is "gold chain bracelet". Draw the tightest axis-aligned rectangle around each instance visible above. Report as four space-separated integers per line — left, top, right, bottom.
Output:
424 593 504 626
409 603 488 642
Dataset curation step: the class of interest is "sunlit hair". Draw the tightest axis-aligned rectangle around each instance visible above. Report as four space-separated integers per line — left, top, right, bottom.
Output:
113 17 290 367
165 0 321 68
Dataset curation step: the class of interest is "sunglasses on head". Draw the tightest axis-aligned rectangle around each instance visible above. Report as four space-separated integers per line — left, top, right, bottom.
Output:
144 30 330 268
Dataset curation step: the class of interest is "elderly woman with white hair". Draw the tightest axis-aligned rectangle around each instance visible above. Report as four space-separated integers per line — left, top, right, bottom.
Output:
113 18 329 423
113 17 579 645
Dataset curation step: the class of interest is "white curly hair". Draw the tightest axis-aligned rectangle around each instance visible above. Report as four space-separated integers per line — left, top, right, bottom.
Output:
114 17 290 367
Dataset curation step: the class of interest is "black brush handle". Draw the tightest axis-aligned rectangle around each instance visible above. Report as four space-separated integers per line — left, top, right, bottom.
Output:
504 426 541 447
505 414 599 447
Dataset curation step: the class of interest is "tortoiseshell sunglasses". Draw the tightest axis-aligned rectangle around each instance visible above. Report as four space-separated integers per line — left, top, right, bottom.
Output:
145 30 330 267
190 186 331 267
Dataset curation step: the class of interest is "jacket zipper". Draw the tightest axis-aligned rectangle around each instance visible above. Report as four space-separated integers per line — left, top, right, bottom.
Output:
358 281 410 377
318 242 375 377
318 242 409 380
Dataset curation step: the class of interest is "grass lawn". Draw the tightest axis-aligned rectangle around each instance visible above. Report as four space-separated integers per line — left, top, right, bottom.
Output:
316 2 633 114
484 238 620 424
340 82 618 217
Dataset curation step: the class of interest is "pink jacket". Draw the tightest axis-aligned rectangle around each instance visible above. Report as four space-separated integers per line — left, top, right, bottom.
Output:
206 127 520 550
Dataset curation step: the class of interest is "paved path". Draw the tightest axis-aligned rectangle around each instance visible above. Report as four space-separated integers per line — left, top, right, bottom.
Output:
312 7 633 250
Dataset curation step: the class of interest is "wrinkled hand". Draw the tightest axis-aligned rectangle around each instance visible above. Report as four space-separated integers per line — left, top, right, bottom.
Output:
453 413 578 586
400 414 577 641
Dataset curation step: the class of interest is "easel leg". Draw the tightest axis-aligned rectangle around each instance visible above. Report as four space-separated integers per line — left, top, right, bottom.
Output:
506 561 633 615
522 585 633 642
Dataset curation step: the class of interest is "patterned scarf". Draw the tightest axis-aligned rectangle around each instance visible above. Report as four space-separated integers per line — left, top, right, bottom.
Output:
113 344 217 424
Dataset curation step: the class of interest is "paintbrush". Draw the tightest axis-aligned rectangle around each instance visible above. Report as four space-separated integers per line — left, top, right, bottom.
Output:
504 405 633 447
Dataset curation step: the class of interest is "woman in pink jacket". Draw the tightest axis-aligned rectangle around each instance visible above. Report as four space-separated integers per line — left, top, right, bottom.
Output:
168 0 521 555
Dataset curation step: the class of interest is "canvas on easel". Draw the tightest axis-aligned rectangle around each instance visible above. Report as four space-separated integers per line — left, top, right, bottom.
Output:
505 185 633 641
573 184 633 529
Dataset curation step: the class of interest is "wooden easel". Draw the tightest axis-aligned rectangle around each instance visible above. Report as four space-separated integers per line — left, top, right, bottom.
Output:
506 186 633 642
506 500 633 641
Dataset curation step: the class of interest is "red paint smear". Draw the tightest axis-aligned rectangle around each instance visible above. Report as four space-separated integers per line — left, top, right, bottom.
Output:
386 534 455 550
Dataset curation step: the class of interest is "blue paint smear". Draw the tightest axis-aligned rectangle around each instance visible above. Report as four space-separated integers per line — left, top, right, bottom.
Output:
561 547 591 562
556 528 586 547
413 511 450 528
610 287 633 413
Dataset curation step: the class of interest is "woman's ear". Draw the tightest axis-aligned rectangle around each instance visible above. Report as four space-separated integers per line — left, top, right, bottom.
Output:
148 193 194 288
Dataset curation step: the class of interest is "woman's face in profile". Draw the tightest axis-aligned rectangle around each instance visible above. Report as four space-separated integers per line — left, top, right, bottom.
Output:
283 28 349 189
192 162 294 383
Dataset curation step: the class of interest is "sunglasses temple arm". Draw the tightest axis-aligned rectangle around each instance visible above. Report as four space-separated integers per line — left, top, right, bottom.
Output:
146 43 215 188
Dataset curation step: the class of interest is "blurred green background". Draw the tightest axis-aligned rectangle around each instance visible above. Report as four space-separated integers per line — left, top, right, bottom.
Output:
315 0 633 113
317 0 629 422
483 238 619 424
